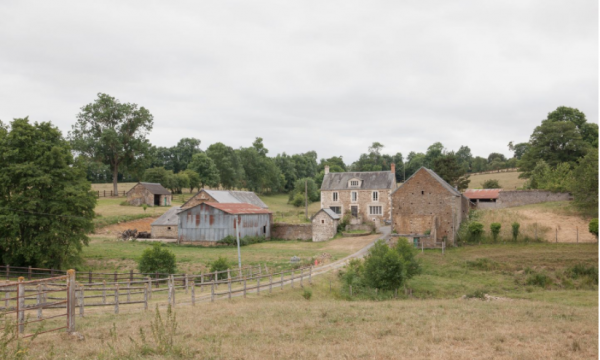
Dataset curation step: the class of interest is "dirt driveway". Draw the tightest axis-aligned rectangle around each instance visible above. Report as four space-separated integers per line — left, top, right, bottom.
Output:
95 217 156 237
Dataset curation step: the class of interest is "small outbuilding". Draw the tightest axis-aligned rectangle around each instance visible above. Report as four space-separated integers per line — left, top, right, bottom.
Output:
311 208 340 242
151 207 180 239
126 182 172 207
177 202 272 244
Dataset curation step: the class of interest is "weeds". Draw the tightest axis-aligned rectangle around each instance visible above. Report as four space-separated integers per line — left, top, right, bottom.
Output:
464 290 486 300
466 258 499 271
302 289 312 300
526 273 553 288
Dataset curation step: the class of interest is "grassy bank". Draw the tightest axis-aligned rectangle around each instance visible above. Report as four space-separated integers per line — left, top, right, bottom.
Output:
469 171 526 189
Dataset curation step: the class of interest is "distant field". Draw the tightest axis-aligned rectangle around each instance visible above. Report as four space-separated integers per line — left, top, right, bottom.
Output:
468 171 526 189
260 193 321 223
91 182 137 193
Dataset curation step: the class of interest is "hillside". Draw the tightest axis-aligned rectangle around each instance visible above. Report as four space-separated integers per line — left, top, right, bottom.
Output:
468 171 526 189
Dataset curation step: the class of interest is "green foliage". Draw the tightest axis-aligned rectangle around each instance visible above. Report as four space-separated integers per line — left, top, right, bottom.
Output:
524 160 572 192
464 289 486 300
238 138 283 194
209 256 230 280
589 219 598 238
481 179 501 189
0 118 96 269
526 273 552 288
338 259 365 288
69 93 154 193
142 204 148 212
187 152 220 189
511 222 520 241
570 151 598 214
302 288 312 300
138 243 177 274
206 143 244 189
289 178 320 203
363 240 406 291
490 223 501 242
182 169 200 193
337 211 352 233
468 222 484 242
394 237 421 279
291 193 305 207
135 304 185 356
216 235 269 247
143 167 173 187
466 258 499 271
566 264 598 284
432 152 470 191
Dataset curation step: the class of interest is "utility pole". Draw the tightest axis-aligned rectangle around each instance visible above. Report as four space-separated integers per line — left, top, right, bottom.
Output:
305 180 308 219
235 218 242 271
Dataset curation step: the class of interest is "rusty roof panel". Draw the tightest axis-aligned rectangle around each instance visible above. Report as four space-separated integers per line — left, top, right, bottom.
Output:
203 202 272 215
463 189 502 200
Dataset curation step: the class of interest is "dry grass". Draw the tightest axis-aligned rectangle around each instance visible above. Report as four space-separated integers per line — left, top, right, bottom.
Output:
469 171 526 190
20 272 599 359
90 182 138 193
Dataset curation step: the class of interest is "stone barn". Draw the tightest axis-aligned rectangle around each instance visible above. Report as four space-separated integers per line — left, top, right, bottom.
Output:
126 182 172 207
177 203 272 244
311 208 340 242
391 167 469 247
151 207 180 239
181 189 268 210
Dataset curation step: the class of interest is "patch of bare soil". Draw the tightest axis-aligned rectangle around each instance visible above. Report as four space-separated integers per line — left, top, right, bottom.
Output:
95 217 157 237
322 234 380 252
462 294 512 301
517 209 596 243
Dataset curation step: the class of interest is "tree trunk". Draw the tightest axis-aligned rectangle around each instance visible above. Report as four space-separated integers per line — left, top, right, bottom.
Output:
112 165 119 194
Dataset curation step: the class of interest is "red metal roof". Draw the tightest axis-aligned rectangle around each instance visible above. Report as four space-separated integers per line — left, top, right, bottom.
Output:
463 189 502 200
204 202 272 215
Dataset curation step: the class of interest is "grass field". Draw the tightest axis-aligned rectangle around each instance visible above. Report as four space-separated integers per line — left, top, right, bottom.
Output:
91 182 138 193
93 198 179 228
17 242 598 359
469 171 526 189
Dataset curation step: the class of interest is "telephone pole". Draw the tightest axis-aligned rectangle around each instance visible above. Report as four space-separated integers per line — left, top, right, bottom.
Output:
304 180 308 219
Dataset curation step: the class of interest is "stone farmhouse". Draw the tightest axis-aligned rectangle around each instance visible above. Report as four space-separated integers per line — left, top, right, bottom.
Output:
181 189 268 210
391 167 469 247
150 206 180 239
311 208 341 242
320 165 397 225
126 182 172 207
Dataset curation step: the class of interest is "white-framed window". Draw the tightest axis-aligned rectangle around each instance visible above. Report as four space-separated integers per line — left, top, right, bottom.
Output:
330 206 342 214
369 206 383 215
349 179 360 187
372 191 379 202
332 192 339 202
351 191 358 202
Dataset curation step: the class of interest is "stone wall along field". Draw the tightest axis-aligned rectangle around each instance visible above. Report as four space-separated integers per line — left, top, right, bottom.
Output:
271 223 312 240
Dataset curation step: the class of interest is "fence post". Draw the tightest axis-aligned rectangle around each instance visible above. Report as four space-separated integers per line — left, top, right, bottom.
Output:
257 277 260 295
228 279 232 300
28 266 32 281
191 281 195 306
79 284 84 317
5 264 8 280
291 270 294 288
309 266 312 285
144 284 148 311
243 278 247 298
300 268 304 288
67 269 76 333
168 276 172 304
171 275 176 307
210 281 215 302
147 277 152 300
102 281 106 304
280 272 284 290
269 275 273 294
17 278 24 333
129 270 133 282
114 272 117 283
36 284 42 320
227 269 231 281
155 272 159 288
185 274 189 294
265 264 269 274
114 284 119 314
89 270 92 284
200 273 204 292
5 291 9 309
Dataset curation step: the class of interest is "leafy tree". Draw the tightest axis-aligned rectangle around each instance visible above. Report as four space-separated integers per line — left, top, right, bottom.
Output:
363 240 406 291
274 153 298 192
487 153 506 164
468 222 484 242
69 93 154 194
569 151 598 214
524 161 572 192
291 193 305 207
187 152 220 189
172 138 201 173
171 172 190 194
183 169 201 193
546 106 598 148
318 156 347 173
589 219 598 239
393 237 421 279
0 118 96 269
209 256 230 280
481 179 501 189
238 138 282 194
291 151 318 179
138 243 177 274
508 141 529 160
490 223 501 242
432 153 470 191
511 222 520 241
456 146 473 172
471 156 488 173
289 178 320 203
424 142 445 168
206 143 244 189
405 152 426 179
143 167 173 188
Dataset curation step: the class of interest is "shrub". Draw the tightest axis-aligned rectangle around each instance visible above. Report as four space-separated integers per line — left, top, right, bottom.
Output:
466 258 498 271
589 219 598 239
216 235 269 247
465 289 486 300
302 289 312 300
526 273 552 288
490 223 501 242
142 204 148 212
394 237 421 279
209 256 230 280
138 243 177 274
291 193 305 207
363 240 405 291
468 222 484 242
337 211 352 233
567 264 598 284
338 258 364 288
511 222 520 241
481 179 501 189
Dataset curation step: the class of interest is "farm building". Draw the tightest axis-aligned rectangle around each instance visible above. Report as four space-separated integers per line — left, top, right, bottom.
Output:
150 207 180 239
126 182 172 207
177 202 272 244
463 189 501 206
320 165 396 225
464 189 571 209
391 167 469 247
311 208 341 242
181 189 268 210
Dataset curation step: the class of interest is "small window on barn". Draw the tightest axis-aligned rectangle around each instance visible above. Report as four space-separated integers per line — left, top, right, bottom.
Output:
263 226 266 234
421 191 424 195
321 219 325 224
168 227 171 230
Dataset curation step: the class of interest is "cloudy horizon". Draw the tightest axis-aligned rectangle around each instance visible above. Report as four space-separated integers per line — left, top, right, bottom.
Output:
0 0 597 163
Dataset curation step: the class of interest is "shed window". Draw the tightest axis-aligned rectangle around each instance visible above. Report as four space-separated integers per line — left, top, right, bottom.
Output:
421 191 424 195
167 227 171 230
372 191 379 202
351 191 358 202
333 192 339 202
321 219 325 224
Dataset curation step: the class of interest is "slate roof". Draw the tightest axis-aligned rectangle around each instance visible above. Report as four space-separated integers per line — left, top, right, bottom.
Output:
320 171 396 191
202 202 272 215
181 189 268 209
393 167 461 196
151 207 181 226
464 189 502 200
127 182 171 195
312 208 341 221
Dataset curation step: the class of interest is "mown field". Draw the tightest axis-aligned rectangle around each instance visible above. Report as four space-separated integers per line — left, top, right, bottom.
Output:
17 242 598 359
468 170 526 189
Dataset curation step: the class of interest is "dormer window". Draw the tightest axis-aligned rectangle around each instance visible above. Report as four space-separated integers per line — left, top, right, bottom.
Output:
349 179 360 188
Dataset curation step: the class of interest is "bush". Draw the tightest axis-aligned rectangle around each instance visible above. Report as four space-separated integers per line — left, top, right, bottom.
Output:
216 235 269 247
465 289 486 299
567 264 598 284
302 289 312 300
490 223 501 242
481 179 501 189
363 240 405 291
209 257 230 280
468 222 484 242
138 243 177 274
291 193 305 207
512 222 520 241
338 258 364 288
589 219 598 238
394 237 421 279
466 258 499 271
337 211 352 233
526 273 552 288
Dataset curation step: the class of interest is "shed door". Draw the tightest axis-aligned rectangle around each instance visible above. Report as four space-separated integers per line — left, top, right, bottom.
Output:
413 237 419 247
154 195 160 206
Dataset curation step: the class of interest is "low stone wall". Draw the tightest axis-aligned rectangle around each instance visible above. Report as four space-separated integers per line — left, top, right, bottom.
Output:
476 190 572 209
151 225 178 239
271 223 312 240
345 224 373 232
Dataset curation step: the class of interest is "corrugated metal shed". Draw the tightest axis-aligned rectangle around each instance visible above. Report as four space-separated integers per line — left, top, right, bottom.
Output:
321 171 396 191
126 182 171 195
464 189 502 200
178 203 271 242
151 207 181 226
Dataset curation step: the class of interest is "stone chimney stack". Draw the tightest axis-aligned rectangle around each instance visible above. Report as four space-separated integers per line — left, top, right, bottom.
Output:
324 165 330 175
391 163 396 174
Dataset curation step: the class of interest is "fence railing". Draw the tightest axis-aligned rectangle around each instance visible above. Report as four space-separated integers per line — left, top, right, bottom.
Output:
96 190 127 198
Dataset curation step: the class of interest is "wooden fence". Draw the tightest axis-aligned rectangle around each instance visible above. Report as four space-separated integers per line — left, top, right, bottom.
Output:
96 190 127 198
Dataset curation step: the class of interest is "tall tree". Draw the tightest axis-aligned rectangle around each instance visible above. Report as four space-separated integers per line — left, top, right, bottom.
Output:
172 138 201 173
508 141 529 160
432 153 470 191
424 142 445 168
206 143 244 189
187 152 220 189
570 151 598 214
455 146 473 172
69 93 154 194
0 118 96 268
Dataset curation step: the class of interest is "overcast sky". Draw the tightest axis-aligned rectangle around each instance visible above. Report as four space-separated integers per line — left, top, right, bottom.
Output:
0 1 597 163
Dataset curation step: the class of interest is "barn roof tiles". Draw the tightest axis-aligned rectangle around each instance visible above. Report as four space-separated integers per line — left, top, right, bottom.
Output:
393 167 461 196
320 171 396 191
463 189 502 200
151 207 181 226
203 202 272 215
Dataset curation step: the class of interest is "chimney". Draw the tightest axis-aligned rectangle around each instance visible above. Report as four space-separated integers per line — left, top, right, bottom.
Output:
324 165 330 175
391 163 396 174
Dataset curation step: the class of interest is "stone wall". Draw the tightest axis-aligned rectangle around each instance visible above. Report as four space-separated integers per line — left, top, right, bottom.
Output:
321 188 393 222
474 190 572 209
151 225 178 239
127 184 153 206
182 190 217 209
312 212 338 242
271 223 312 240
